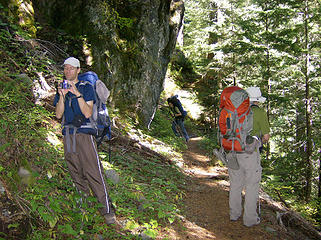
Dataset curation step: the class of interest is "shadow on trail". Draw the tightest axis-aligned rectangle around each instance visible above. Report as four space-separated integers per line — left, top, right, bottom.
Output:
165 137 289 240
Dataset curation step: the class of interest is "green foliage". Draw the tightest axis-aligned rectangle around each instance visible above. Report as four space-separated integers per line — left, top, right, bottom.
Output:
107 152 185 227
0 81 53 173
0 13 138 239
169 49 198 87
198 131 218 153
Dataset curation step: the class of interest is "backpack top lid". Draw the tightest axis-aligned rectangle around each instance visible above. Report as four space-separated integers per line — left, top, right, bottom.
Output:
78 71 98 84
78 71 110 103
220 86 249 116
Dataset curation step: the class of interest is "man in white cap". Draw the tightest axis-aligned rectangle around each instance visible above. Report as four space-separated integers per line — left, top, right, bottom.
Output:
54 57 116 225
228 86 270 227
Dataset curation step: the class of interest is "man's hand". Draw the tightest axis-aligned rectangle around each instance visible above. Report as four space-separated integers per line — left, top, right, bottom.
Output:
262 134 270 143
67 81 82 97
56 81 68 119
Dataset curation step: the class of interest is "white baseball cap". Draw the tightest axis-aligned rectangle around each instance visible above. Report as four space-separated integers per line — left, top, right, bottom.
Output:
246 87 266 103
63 57 80 68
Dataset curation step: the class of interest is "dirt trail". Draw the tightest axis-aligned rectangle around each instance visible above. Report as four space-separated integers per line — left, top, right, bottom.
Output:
159 137 290 240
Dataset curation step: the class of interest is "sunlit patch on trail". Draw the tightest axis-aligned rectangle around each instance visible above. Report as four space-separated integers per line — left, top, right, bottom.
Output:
181 217 217 239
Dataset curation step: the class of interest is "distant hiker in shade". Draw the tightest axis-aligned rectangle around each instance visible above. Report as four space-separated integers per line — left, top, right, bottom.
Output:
228 86 270 227
167 95 190 142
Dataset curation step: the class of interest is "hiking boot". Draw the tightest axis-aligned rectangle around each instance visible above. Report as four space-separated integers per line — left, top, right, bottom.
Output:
104 208 116 225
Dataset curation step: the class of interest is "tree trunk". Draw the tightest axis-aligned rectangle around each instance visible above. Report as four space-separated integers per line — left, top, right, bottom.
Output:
303 0 313 202
264 12 271 162
318 153 321 198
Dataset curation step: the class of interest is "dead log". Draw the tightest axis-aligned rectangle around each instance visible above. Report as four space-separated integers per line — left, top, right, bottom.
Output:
259 190 321 240
279 211 321 240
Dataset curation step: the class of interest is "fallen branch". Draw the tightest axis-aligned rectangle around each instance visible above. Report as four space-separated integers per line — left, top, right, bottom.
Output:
275 188 290 208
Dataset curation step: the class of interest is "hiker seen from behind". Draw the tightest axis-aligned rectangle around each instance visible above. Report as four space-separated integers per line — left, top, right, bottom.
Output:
167 95 190 142
53 57 116 225
214 86 270 227
230 86 269 227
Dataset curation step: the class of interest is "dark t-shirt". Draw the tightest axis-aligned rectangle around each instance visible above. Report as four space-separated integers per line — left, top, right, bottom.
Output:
53 81 95 135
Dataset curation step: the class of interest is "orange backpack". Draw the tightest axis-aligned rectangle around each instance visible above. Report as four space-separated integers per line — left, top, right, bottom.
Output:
218 86 253 152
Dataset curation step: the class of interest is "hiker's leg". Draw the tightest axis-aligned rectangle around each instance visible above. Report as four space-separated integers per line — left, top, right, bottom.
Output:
64 135 90 195
228 164 244 221
77 134 111 216
171 121 179 136
177 118 189 141
241 151 262 227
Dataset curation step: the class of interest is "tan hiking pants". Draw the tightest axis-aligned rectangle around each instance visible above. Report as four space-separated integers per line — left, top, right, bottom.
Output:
63 133 110 215
228 150 262 227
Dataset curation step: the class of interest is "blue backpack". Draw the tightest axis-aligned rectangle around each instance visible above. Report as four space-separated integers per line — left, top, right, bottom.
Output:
78 71 111 146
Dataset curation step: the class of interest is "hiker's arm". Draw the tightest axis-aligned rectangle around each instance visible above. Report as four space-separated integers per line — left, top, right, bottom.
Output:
256 108 270 144
261 112 270 144
77 98 93 118
174 106 182 117
55 87 68 119
168 108 175 118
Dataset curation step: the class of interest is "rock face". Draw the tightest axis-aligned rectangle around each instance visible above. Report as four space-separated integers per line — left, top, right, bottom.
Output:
32 0 184 126
87 0 184 127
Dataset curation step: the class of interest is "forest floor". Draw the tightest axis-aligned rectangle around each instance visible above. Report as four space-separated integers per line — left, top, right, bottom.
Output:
157 136 294 240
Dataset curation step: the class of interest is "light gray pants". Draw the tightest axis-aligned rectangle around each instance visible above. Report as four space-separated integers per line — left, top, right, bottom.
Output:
228 150 262 227
64 133 110 216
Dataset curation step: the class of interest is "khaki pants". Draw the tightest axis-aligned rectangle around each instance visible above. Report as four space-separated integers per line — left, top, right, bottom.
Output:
64 133 110 215
228 150 262 226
